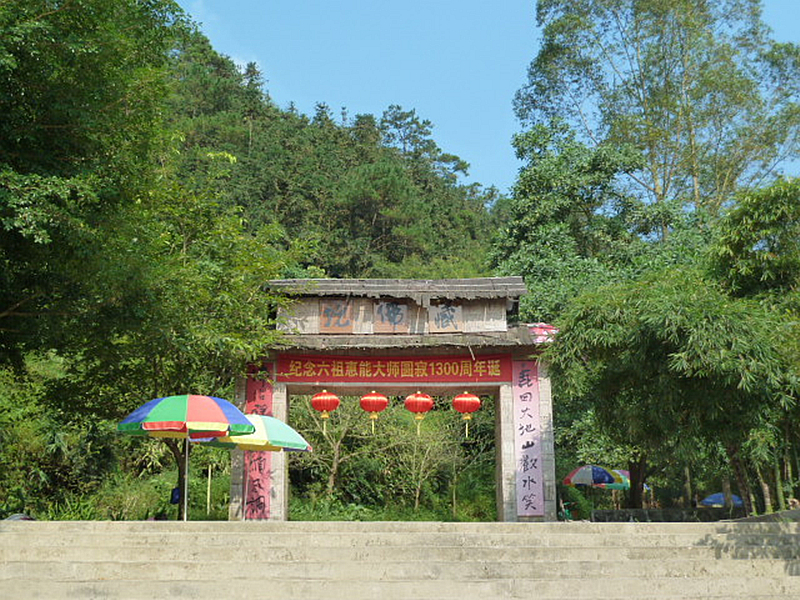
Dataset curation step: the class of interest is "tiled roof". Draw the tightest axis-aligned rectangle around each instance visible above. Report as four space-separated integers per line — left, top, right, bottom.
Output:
267 277 527 303
273 326 536 352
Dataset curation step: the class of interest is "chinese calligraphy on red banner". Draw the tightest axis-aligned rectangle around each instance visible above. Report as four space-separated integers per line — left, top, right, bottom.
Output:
276 354 512 383
513 360 544 517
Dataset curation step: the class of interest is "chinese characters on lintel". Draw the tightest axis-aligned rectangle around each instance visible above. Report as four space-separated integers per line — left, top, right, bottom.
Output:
375 301 409 333
428 303 463 333
320 299 354 333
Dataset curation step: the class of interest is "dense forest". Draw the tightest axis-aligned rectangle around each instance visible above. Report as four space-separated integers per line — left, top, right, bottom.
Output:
1 0 799 521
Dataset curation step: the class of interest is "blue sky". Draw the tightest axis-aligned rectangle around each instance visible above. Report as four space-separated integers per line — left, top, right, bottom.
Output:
176 1 798 195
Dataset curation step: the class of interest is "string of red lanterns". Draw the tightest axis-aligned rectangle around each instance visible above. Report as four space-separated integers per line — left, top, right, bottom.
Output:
309 390 482 437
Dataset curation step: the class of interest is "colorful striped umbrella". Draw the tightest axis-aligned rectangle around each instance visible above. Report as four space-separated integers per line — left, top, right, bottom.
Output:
118 394 254 439
117 394 254 520
596 469 631 490
197 414 311 521
562 465 624 487
204 414 312 452
595 469 652 492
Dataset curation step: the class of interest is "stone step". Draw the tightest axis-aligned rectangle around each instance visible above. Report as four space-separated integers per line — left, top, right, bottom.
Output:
4 575 800 600
5 520 798 534
3 521 799 600
4 531 798 550
3 523 798 547
3 557 799 581
3 540 799 563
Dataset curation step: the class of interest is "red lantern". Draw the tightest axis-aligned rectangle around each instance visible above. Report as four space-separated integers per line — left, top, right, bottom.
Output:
311 389 340 432
452 391 481 438
405 391 433 435
360 391 389 433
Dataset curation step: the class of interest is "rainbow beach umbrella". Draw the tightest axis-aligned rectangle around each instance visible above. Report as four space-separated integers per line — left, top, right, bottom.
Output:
199 414 312 520
118 394 254 439
596 469 631 491
563 465 624 487
205 414 312 452
118 394 254 520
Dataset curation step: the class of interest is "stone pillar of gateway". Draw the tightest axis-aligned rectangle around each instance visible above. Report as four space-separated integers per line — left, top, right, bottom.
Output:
228 277 557 522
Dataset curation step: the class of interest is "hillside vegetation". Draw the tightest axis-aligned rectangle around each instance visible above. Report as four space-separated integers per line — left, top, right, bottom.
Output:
1 0 799 520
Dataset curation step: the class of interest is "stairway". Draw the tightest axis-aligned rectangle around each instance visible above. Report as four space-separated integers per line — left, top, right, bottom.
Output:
2 520 799 599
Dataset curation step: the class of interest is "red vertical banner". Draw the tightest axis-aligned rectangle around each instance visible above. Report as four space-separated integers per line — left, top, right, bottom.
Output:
513 360 544 517
244 367 273 520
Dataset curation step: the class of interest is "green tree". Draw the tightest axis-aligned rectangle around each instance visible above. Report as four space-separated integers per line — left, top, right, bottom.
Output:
164 34 497 280
491 121 646 321
46 182 291 519
546 266 797 511
0 0 185 364
517 0 800 217
0 0 182 181
708 178 800 511
0 2 510 519
289 394 496 518
710 178 800 297
499 1 800 510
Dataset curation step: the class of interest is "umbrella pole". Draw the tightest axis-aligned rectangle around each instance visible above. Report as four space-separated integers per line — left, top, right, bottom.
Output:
183 438 189 522
242 452 249 521
207 465 212 516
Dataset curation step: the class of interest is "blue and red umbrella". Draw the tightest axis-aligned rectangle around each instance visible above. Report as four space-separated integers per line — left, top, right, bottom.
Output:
118 394 254 439
595 469 631 490
563 465 624 487
118 394 254 520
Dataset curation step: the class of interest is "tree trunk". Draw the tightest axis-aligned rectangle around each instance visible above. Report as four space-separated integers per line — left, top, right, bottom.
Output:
794 445 800 500
684 466 693 508
164 439 186 521
326 440 341 497
756 466 773 514
774 460 786 511
451 464 458 518
749 490 759 514
722 477 733 508
726 445 754 516
680 50 702 209
784 435 793 501
627 454 647 509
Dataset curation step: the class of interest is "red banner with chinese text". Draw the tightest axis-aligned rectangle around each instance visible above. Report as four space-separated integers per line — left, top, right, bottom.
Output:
276 354 512 384
244 366 273 520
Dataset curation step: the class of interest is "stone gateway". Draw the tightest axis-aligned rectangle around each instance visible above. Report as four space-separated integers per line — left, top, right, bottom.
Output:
229 277 556 521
